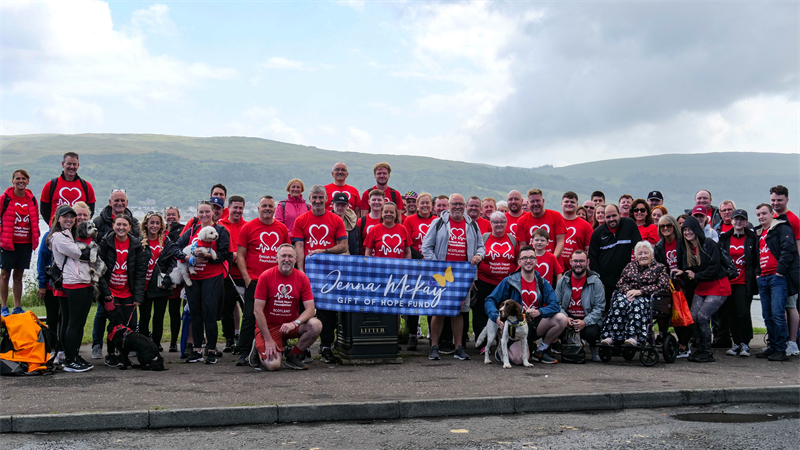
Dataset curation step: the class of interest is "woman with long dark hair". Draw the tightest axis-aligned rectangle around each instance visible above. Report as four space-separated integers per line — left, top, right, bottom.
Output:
138 211 177 351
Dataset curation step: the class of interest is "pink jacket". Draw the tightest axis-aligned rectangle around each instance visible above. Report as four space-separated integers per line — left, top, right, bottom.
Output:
0 187 40 251
275 195 310 238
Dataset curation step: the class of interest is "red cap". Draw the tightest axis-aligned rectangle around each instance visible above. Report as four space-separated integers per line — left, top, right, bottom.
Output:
691 205 707 215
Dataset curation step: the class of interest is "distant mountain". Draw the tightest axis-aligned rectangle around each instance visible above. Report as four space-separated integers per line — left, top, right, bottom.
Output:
1 134 797 218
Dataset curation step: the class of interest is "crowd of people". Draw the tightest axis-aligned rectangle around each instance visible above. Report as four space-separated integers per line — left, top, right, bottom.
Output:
1 152 798 373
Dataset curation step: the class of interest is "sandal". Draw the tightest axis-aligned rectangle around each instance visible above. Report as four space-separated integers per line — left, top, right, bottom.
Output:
599 338 613 346
623 338 638 347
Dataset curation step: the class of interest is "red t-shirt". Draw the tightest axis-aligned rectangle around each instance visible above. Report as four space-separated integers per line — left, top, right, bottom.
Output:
364 223 411 259
254 267 314 328
638 224 659 246
783 210 800 241
403 214 436 252
478 234 517 284
359 186 405 211
517 210 566 254
504 212 525 241
188 225 223 280
325 183 361 211
357 215 382 254
728 234 746 285
220 217 245 279
719 222 733 234
696 277 732 297
664 239 678 271
109 237 131 298
566 274 587 319
292 211 347 256
521 277 539 310
445 218 468 261
40 177 96 222
535 250 563 287
145 238 162 285
12 194 31 243
561 217 593 270
759 229 778 276
475 217 491 234
237 218 291 280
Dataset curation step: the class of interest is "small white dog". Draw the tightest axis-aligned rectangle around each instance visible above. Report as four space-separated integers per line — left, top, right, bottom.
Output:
75 221 107 292
170 226 219 287
475 299 532 369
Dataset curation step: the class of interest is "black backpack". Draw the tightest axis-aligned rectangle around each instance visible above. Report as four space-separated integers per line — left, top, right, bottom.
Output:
717 241 739 280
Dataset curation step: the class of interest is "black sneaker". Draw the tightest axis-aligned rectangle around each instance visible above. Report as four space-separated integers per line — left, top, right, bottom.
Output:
454 345 470 360
77 355 93 368
531 349 558 364
439 341 455 355
248 342 261 368
169 343 178 353
689 351 715 363
105 354 119 367
236 353 249 366
222 339 234 353
205 349 218 364
186 351 203 363
284 351 308 370
63 359 92 372
232 333 240 354
756 348 776 359
429 345 441 360
303 348 313 363
768 350 788 361
320 347 336 363
407 336 418 351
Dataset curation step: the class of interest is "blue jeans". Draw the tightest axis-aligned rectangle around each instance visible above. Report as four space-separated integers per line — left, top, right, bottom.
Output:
92 299 108 348
757 274 788 352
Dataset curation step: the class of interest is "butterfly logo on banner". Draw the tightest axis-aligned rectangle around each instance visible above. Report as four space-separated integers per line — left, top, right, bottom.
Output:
432 266 454 287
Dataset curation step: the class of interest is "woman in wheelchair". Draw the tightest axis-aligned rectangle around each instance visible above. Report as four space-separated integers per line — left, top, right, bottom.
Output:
600 241 670 347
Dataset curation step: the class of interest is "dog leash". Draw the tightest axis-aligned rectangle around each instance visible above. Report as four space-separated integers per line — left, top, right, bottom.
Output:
125 303 138 328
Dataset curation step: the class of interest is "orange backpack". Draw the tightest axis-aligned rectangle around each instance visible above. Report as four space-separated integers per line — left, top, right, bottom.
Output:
1 311 56 375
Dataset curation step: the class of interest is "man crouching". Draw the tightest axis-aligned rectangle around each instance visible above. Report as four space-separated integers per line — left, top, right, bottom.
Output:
250 244 322 370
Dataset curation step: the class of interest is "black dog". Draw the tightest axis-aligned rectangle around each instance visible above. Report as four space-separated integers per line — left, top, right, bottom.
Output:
106 307 166 371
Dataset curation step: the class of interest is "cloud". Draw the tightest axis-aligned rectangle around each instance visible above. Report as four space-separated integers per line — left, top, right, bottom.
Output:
337 1 365 13
130 4 178 36
345 126 373 150
36 94 104 133
0 120 36 135
260 57 333 71
215 107 305 145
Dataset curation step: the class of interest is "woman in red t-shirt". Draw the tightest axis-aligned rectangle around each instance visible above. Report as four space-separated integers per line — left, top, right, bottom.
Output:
473 211 518 347
98 215 146 366
138 211 177 352
402 192 435 259
1 169 40 316
364 202 412 260
631 199 658 245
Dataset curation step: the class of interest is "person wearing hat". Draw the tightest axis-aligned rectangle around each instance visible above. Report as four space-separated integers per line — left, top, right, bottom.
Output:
402 191 418 222
691 205 719 243
93 189 140 240
331 192 360 257
647 191 664 209
718 209 758 357
47 205 95 372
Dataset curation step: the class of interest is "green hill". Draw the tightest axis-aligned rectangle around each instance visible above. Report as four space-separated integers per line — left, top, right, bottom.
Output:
1 133 797 218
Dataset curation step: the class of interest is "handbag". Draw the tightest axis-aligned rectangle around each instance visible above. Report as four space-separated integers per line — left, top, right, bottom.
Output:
670 280 694 327
560 327 585 364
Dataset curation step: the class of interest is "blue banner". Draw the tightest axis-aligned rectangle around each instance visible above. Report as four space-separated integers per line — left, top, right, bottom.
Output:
305 254 476 317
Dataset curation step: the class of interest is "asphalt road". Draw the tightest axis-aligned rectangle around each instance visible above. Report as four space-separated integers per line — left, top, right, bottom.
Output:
3 403 798 450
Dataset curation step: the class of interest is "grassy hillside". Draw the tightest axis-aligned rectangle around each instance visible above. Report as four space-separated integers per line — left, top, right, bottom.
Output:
1 134 797 217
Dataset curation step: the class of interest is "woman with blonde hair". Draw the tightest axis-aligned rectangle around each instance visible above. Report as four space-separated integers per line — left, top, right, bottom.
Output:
137 211 178 351
275 178 310 238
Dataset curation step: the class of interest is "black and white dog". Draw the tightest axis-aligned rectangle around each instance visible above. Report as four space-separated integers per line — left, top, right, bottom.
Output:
475 300 532 369
75 220 107 297
107 308 166 371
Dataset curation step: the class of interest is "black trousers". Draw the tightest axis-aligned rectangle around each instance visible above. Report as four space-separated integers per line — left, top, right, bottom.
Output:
185 275 223 351
138 292 168 341
237 281 257 354
472 279 498 341
720 284 753 346
167 295 181 345
59 287 92 361
579 323 601 344
318 309 338 348
44 289 61 351
222 277 245 341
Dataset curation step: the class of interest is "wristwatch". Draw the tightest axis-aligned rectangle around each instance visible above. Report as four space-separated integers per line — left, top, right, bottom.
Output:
293 319 301 327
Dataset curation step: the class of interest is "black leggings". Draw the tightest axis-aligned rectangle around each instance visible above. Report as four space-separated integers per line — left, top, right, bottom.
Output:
139 293 169 344
44 289 61 351
237 282 257 354
59 287 93 361
168 295 181 345
185 275 223 351
720 284 753 346
472 279 498 340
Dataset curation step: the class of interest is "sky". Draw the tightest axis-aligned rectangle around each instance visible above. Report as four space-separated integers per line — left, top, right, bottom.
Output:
2 1 798 167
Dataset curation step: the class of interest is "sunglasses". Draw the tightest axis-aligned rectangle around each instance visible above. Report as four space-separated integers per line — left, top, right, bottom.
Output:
632 208 647 213
111 188 126 194
659 224 673 229
146 211 164 217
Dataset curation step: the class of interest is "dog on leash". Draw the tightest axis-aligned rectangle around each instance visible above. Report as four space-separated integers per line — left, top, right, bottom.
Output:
169 226 219 287
475 299 532 368
107 308 166 371
75 220 107 296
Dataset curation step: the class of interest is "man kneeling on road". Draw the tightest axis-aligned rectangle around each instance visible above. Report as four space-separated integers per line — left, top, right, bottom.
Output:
554 250 606 362
485 246 568 365
250 244 322 371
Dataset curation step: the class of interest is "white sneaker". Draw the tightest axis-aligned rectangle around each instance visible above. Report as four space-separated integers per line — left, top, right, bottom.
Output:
739 343 750 357
786 341 800 356
676 347 691 359
726 344 740 356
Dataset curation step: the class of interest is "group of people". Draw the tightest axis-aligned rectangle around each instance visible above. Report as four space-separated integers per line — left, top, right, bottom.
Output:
1 152 798 373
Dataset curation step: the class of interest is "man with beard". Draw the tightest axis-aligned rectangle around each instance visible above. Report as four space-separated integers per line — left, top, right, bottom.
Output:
588 204 642 306
559 192 593 270
359 162 404 216
505 190 525 241
402 191 418 222
40 152 97 222
517 188 566 258
555 250 605 362
93 189 140 239
325 162 361 215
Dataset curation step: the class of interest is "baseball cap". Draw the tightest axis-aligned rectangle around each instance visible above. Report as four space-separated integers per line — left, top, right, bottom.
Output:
732 209 748 220
404 191 418 199
691 205 707 216
55 205 76 218
647 190 663 201
209 197 225 209
331 193 349 205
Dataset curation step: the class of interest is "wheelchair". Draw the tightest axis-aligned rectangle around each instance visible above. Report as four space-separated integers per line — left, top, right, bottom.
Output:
598 291 679 367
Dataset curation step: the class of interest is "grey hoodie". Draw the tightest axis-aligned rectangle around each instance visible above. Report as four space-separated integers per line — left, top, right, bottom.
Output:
49 229 92 286
421 211 485 265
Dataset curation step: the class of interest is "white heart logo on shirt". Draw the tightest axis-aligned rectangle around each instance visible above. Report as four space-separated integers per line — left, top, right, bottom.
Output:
116 249 128 256
666 249 677 265
521 289 538 308
332 191 351 200
509 223 518 236
14 202 28 212
730 245 744 251
536 262 550 278
450 228 465 240
366 224 375 235
259 231 281 252
58 187 82 205
308 224 330 248
418 223 430 236
572 286 583 293
529 224 551 245
381 234 403 255
565 226 577 244
277 283 293 299
489 242 513 258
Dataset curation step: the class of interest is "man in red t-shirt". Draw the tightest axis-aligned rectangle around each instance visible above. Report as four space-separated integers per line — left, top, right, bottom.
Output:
517 188 566 258
219 195 247 354
359 162 404 215
39 152 97 223
402 191 418 223
770 185 800 254
235 195 291 365
433 195 449 217
559 191 593 270
251 244 322 371
467 195 491 233
481 197 496 220
356 190 385 255
505 190 525 241
325 162 361 215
